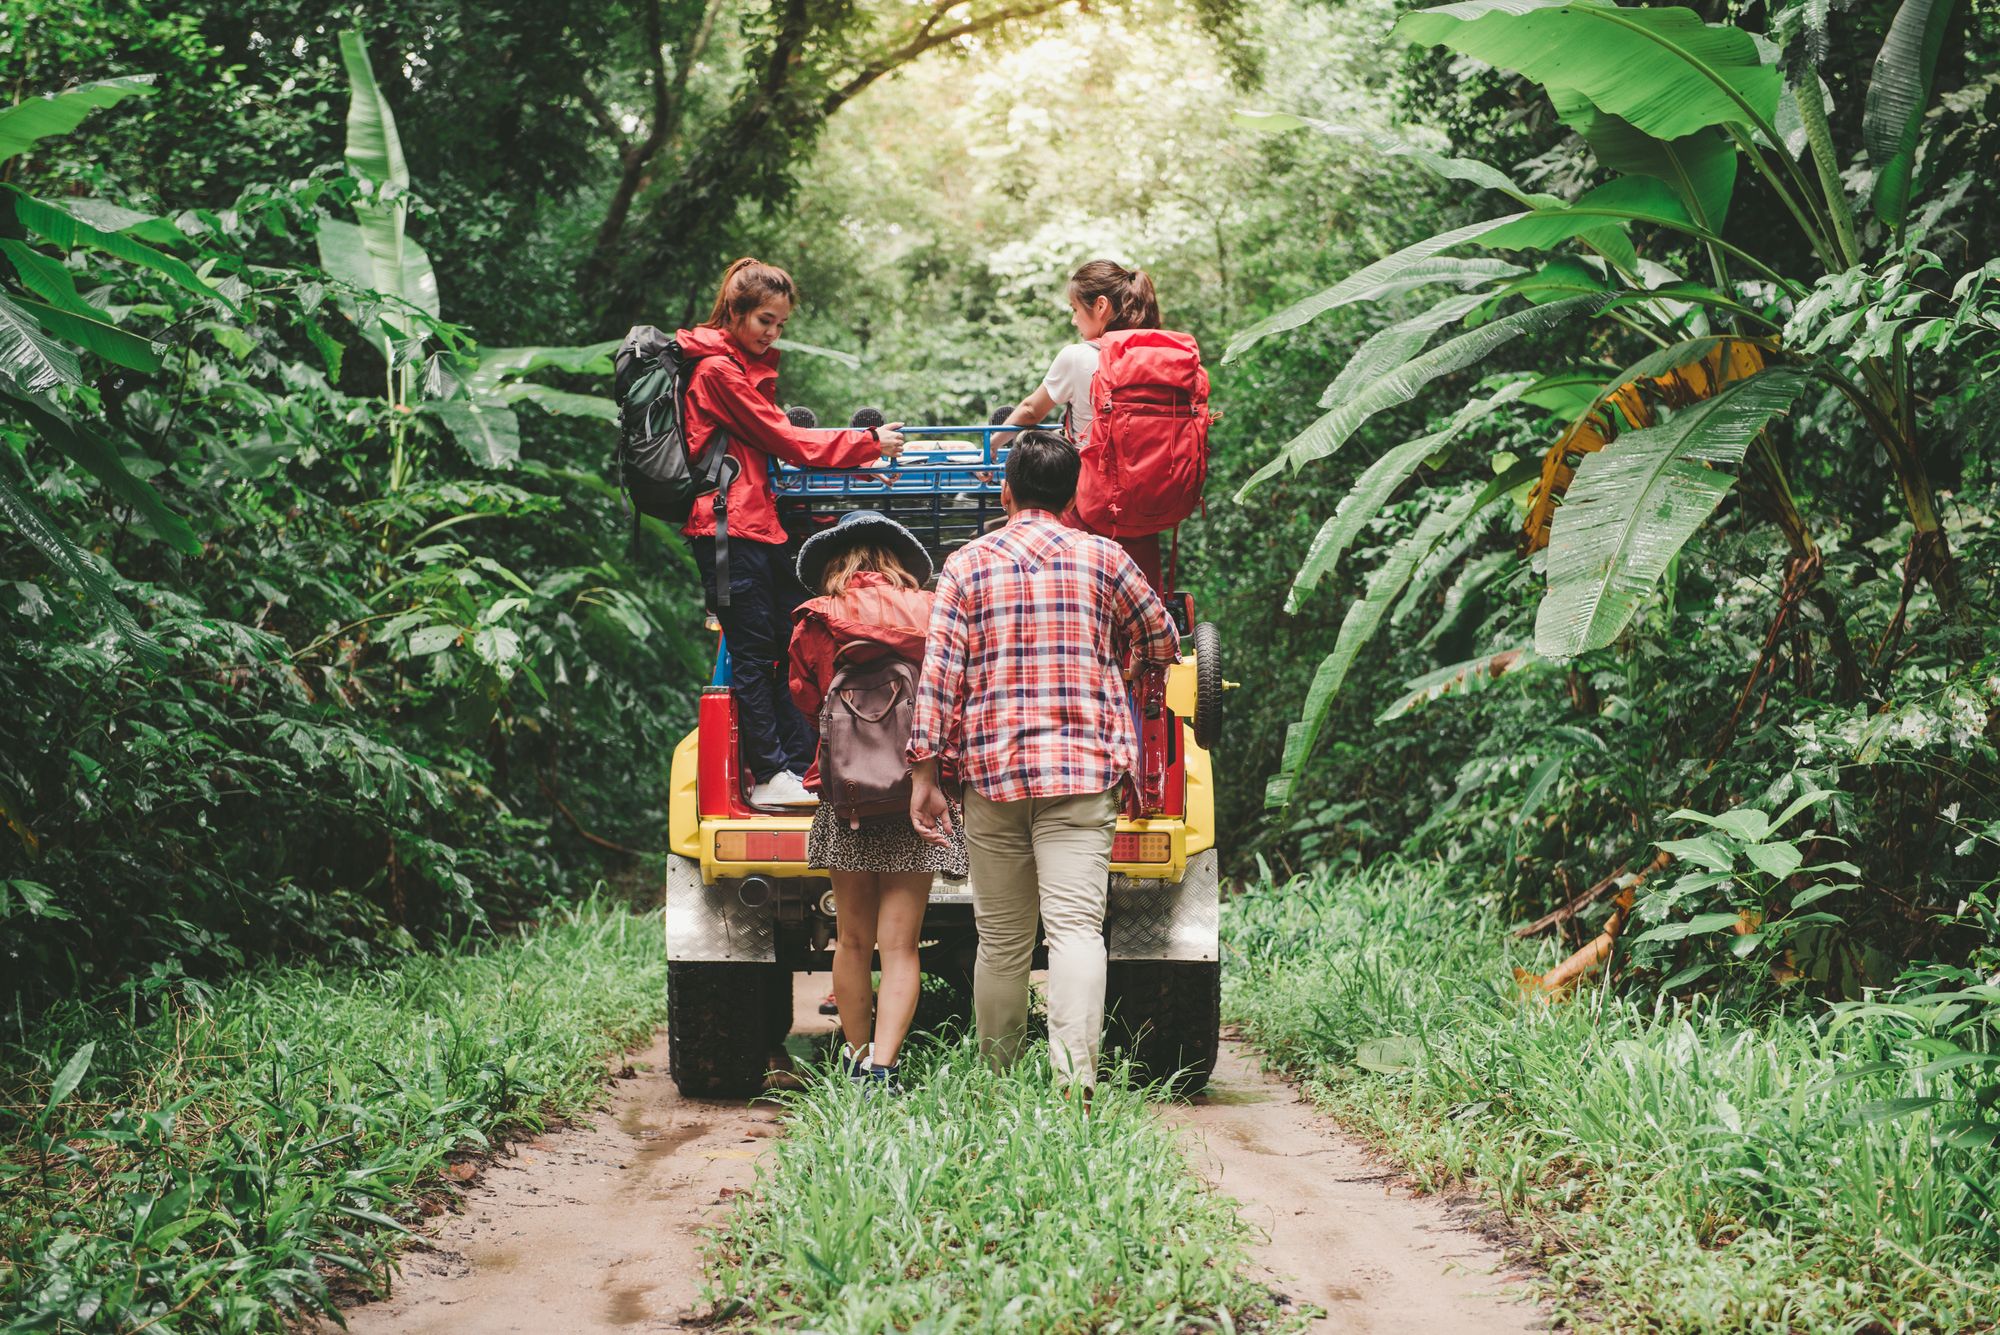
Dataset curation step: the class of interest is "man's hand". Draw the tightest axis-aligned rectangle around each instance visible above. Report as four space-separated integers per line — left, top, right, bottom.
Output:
909 757 951 847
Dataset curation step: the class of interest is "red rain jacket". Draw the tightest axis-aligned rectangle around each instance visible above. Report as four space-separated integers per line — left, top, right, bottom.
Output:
788 571 948 789
675 326 881 546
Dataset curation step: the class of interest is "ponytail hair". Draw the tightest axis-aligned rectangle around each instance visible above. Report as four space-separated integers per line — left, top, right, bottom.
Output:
705 257 799 327
1068 259 1160 331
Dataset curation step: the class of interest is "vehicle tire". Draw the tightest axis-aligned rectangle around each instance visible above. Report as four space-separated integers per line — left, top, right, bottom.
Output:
668 960 788 1098
1192 621 1223 751
1103 959 1220 1095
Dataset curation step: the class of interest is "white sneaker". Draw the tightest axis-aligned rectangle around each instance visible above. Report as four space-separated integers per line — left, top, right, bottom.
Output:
751 771 819 807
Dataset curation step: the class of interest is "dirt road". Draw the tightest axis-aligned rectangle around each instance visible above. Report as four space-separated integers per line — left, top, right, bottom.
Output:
328 988 838 1335
1160 1044 1540 1332
331 981 1540 1332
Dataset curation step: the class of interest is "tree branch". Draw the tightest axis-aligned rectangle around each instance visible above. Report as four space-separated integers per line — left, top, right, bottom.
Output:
823 0 1070 118
577 85 628 151
580 0 699 299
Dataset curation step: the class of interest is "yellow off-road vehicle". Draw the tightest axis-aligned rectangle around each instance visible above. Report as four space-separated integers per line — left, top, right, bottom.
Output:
663 424 1225 1096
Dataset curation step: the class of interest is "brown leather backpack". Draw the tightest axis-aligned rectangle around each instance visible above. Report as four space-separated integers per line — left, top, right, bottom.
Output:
818 641 919 826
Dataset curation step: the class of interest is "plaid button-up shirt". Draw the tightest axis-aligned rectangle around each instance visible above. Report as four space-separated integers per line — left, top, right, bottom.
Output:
907 510 1180 802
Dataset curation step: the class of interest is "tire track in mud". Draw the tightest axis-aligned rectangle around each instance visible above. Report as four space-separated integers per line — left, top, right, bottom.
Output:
328 984 1543 1333
1159 1042 1548 1333
323 987 838 1334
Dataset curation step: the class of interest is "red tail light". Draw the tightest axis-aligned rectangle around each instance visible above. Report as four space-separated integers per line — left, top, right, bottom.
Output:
1112 832 1172 863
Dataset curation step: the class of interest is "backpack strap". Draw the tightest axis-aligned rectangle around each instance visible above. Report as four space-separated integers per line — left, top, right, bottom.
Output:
712 452 740 608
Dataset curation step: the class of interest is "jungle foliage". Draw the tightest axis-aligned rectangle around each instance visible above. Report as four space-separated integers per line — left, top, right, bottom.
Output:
3 0 1997 1021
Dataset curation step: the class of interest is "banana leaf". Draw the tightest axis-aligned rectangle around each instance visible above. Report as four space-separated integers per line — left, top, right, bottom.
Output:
1286 380 1531 612
0 76 155 164
0 290 80 392
468 341 620 390
1864 0 1958 230
1323 290 1492 407
1394 0 1781 140
427 399 521 469
1379 647 1543 723
1535 368 1807 659
13 296 161 374
1550 88 1738 232
0 470 166 668
8 187 238 316
1267 490 1484 808
8 395 197 553
1240 294 1600 495
2 239 96 316
1223 216 1528 362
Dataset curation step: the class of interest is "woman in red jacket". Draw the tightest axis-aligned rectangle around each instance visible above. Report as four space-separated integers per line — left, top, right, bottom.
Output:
790 512 967 1090
680 258 904 807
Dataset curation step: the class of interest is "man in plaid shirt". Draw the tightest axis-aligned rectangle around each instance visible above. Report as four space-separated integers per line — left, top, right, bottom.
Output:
909 431 1179 1091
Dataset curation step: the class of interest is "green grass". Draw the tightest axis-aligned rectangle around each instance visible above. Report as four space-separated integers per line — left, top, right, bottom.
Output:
703 1040 1302 1333
1223 862 2000 1334
1 897 666 1333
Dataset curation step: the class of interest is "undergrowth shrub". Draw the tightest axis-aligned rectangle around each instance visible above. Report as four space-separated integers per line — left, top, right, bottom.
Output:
1224 862 2000 1333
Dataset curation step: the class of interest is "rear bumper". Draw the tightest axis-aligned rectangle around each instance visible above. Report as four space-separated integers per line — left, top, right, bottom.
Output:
665 847 1220 965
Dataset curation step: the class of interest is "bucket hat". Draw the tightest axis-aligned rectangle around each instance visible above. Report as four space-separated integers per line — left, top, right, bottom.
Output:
795 509 934 591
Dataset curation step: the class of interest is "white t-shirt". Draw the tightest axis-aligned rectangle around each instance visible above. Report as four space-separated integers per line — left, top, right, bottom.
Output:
1040 341 1099 446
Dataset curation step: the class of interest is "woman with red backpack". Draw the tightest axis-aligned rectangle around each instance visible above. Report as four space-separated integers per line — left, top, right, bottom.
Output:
993 259 1210 591
679 258 907 808
790 512 967 1091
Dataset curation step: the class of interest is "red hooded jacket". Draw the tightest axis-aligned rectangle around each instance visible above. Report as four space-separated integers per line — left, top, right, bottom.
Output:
788 571 953 788
675 326 882 545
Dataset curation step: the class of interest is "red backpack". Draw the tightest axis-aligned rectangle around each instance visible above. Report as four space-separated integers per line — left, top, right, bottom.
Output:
1072 329 1211 538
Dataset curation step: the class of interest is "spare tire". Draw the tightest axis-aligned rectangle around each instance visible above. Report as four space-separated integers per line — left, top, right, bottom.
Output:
1192 621 1223 751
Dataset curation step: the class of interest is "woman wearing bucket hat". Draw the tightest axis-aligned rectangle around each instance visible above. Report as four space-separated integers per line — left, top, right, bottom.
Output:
789 511 968 1090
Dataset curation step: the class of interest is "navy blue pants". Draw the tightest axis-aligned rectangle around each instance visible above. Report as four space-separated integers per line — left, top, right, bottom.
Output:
691 536 814 785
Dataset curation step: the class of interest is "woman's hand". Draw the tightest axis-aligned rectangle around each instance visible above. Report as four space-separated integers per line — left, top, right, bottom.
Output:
909 757 951 847
876 423 906 458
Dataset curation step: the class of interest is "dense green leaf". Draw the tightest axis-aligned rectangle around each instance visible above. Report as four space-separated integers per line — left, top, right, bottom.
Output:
1241 295 1600 494
8 187 236 314
1864 0 1959 229
1223 216 1529 362
0 76 155 164
1268 491 1482 808
12 296 162 374
1287 382 1529 611
429 400 522 468
1394 0 1782 139
0 470 164 668
0 289 81 392
8 396 197 553
1536 369 1809 658
1551 88 1738 230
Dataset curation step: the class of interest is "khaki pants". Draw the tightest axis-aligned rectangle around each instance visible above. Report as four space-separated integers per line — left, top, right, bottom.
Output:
962 785 1118 1086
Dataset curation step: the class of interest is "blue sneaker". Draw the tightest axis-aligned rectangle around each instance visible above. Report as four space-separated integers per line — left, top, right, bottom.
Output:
838 1042 872 1082
863 1061 902 1096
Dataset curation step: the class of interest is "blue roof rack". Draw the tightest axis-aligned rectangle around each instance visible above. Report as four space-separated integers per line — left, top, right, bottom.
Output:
772 424 1040 556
